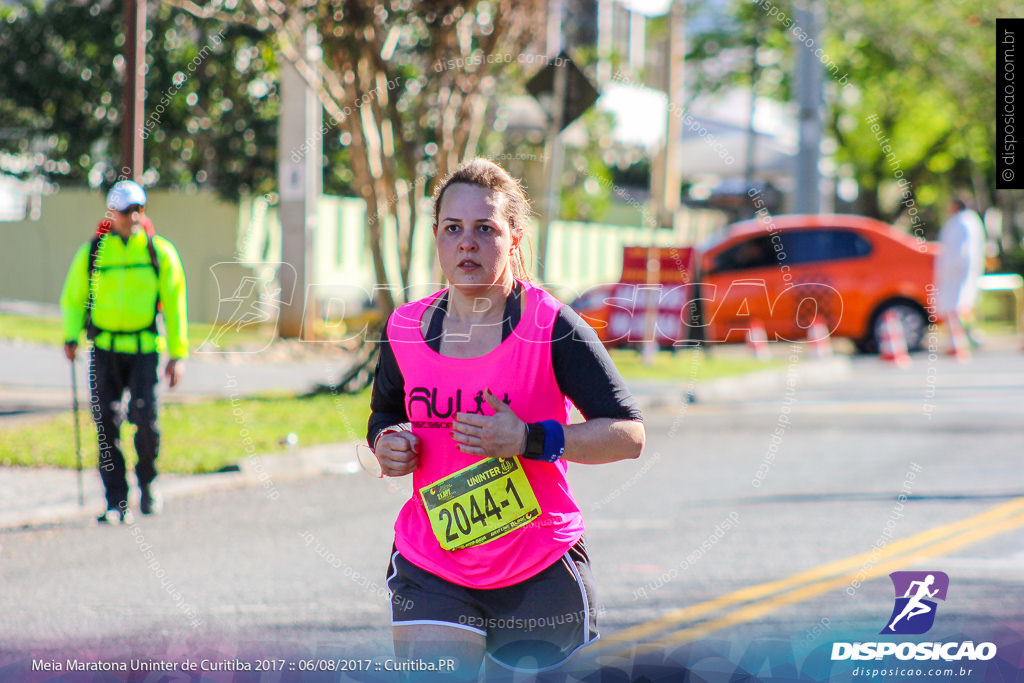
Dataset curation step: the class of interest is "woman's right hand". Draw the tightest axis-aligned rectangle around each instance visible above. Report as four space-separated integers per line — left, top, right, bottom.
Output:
374 432 421 477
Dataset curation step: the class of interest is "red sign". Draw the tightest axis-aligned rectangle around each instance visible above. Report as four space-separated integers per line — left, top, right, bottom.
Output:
620 246 695 285
606 247 697 345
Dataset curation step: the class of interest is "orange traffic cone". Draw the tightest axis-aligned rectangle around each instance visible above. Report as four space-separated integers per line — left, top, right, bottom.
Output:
747 319 770 360
879 309 911 367
807 314 833 358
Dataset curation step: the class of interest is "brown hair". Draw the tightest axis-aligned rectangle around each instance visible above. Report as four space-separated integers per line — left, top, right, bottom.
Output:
432 158 533 281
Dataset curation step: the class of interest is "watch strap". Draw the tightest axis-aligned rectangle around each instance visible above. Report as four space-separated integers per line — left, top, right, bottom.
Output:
522 420 565 463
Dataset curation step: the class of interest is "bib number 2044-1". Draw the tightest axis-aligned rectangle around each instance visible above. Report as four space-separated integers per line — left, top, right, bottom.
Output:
420 457 541 551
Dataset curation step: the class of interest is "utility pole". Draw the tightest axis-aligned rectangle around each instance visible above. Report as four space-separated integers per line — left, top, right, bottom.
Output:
537 0 565 283
597 0 614 84
120 0 146 181
642 0 685 364
276 25 322 339
744 15 763 215
794 0 823 214
660 0 685 228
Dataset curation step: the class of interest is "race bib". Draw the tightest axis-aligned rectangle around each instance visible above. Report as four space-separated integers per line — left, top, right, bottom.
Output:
420 457 541 551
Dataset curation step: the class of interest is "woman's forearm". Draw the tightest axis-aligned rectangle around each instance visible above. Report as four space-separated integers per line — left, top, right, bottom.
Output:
562 418 645 464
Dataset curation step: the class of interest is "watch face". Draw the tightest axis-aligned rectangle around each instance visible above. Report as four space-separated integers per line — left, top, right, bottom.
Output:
526 423 546 458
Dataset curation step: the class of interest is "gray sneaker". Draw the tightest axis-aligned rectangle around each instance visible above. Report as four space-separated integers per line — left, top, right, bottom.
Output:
97 507 133 525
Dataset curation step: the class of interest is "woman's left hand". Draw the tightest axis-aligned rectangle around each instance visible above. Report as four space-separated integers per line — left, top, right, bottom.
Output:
451 389 526 459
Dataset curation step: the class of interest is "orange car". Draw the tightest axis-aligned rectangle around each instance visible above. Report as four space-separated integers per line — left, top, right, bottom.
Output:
570 215 938 352
699 214 937 352
569 247 697 348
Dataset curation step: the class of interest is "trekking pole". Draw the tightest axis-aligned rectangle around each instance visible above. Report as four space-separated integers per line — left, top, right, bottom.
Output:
70 356 84 507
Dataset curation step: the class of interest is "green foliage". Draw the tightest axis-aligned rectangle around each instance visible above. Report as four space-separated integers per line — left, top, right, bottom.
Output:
141 9 279 198
1000 248 1024 278
0 0 278 199
685 0 1018 232
824 0 1009 227
560 152 613 223
685 0 795 104
560 108 617 222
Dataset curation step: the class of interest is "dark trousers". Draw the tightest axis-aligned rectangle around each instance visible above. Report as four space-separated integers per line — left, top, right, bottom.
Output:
89 348 160 510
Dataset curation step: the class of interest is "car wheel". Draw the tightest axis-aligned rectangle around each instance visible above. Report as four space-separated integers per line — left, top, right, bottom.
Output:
870 301 928 353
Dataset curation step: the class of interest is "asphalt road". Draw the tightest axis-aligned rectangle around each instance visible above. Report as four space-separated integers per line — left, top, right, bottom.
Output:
2 348 1023 681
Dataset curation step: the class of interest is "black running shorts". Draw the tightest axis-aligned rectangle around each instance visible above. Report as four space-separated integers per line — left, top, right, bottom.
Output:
386 537 599 671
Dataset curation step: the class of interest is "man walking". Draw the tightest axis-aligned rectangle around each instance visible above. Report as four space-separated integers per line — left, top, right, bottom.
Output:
935 196 986 359
60 180 189 523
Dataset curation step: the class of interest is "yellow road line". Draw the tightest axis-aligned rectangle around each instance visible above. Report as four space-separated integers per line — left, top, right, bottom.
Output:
638 509 1024 652
596 496 1024 651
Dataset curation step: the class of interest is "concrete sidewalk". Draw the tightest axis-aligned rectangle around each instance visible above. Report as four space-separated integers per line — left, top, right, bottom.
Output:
0 353 852 531
0 443 367 530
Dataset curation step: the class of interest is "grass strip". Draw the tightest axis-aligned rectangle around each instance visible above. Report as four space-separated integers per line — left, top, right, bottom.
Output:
0 389 371 474
608 347 781 382
0 312 273 352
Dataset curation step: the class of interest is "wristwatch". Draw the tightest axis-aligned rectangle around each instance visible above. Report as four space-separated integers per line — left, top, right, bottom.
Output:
524 422 546 459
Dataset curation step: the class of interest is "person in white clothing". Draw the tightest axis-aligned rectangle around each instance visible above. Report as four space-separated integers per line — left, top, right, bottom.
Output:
935 197 986 357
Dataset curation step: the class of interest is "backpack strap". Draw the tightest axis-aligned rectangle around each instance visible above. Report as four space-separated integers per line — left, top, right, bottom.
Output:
84 236 104 340
145 233 162 330
87 236 103 278
146 233 160 276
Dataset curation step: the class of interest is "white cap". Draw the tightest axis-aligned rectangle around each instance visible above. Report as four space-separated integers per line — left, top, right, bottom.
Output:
106 180 147 212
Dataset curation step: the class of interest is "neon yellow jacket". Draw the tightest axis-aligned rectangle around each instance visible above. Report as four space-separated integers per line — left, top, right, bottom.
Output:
60 230 189 358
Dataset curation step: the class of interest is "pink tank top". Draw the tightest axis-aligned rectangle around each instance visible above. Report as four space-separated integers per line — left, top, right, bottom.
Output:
387 280 585 589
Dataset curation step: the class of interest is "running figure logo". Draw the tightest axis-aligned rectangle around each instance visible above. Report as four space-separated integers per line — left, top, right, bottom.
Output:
880 571 949 635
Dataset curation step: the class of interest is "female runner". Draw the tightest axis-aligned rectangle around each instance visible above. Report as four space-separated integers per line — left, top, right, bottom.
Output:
368 158 645 678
